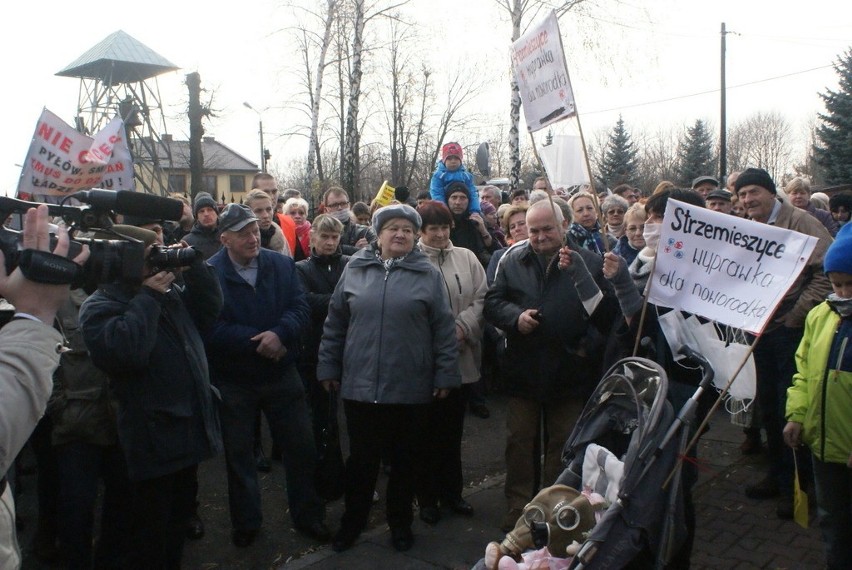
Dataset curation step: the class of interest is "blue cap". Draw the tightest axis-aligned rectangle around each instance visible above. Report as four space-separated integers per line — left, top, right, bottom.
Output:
824 222 852 276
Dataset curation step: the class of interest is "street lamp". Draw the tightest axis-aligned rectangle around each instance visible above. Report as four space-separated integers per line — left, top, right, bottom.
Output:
243 101 266 173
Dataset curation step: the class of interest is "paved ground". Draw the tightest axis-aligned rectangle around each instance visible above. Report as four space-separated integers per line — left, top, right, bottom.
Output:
16 393 825 569
285 405 826 570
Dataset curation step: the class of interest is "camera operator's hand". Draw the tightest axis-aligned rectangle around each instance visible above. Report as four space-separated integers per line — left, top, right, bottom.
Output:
251 330 287 361
0 204 89 323
142 271 175 294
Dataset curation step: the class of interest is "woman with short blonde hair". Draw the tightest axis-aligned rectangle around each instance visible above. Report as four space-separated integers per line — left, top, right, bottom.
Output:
284 197 311 260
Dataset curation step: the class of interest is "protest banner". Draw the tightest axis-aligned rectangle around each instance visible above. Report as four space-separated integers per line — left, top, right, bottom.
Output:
373 180 395 207
647 199 818 334
17 108 134 197
510 11 576 132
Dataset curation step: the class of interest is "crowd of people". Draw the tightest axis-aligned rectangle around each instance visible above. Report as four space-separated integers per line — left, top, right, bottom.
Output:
1 154 851 569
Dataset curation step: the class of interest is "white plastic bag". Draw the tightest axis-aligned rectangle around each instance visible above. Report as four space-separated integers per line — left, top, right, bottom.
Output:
657 309 756 400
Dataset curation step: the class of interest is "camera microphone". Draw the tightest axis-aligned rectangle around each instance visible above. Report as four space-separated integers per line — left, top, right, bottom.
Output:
74 190 184 222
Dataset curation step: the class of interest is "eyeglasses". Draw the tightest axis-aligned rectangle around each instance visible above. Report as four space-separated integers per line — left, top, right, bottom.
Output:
326 200 350 210
607 209 625 215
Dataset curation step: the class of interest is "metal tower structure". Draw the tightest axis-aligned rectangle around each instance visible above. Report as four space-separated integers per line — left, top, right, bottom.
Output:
56 30 179 195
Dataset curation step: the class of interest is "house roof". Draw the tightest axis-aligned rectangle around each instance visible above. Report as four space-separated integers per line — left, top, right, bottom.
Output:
56 30 179 84
156 136 258 172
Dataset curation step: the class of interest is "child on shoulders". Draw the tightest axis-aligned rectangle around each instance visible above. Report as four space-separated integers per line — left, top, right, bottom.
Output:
430 142 480 215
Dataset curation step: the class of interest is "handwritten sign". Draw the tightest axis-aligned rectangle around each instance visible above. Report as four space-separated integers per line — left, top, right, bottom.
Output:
648 199 818 334
510 10 576 132
17 108 135 196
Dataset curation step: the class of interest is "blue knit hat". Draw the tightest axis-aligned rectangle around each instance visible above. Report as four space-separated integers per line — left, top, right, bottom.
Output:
824 222 852 276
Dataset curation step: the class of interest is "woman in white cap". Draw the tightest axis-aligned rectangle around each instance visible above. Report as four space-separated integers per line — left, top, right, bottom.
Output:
317 203 460 553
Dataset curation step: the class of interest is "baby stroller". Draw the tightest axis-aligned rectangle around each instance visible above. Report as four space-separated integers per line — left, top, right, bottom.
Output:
549 348 714 569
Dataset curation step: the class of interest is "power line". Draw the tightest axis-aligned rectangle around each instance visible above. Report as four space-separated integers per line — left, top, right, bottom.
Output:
574 11 852 44
583 64 834 115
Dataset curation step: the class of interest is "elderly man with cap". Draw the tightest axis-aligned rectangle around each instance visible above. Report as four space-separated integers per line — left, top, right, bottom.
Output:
79 219 223 569
691 175 719 199
318 204 460 552
705 188 733 215
205 204 328 548
183 191 222 259
735 167 833 519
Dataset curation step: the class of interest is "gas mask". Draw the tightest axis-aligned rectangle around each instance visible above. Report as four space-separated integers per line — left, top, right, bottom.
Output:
494 485 596 565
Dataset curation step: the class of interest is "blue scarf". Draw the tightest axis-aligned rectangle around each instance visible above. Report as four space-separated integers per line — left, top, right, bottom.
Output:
569 222 606 255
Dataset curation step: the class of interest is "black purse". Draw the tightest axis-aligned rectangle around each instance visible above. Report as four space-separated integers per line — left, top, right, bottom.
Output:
314 390 345 501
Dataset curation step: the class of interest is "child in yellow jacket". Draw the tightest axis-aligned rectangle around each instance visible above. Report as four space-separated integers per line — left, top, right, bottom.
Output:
784 222 852 570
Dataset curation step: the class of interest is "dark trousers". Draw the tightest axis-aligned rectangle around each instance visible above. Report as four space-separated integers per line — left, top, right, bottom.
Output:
55 442 130 570
417 388 468 507
299 365 332 451
126 464 197 570
753 325 804 494
340 400 429 533
217 366 323 531
812 456 852 569
29 416 59 546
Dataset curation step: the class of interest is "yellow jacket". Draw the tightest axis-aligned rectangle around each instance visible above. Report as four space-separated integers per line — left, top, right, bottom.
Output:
786 301 852 464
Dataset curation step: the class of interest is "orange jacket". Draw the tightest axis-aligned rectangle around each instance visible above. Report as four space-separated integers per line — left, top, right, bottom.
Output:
275 212 297 254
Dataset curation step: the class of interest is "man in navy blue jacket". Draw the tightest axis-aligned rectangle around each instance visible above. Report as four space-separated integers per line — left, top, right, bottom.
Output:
206 204 328 548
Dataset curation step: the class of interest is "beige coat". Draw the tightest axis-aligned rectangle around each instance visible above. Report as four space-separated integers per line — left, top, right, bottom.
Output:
419 241 487 384
1 318 63 569
768 199 833 329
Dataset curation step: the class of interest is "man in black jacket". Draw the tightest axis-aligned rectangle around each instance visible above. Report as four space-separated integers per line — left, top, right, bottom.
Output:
484 201 620 532
183 191 222 260
445 182 495 268
80 224 223 569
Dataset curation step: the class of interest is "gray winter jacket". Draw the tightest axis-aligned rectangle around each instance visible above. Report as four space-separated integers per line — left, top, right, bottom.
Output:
317 246 461 404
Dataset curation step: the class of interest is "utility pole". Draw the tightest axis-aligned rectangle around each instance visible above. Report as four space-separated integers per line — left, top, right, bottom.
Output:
243 102 266 173
720 22 728 182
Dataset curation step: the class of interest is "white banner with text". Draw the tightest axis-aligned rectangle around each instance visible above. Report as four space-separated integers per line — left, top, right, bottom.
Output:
17 108 134 197
510 11 576 132
648 200 818 334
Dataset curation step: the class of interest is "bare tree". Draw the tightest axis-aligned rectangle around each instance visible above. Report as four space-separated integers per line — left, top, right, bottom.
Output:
295 0 341 190
430 68 485 172
379 16 425 187
795 117 824 184
634 126 680 193
341 0 365 195
496 0 595 194
339 0 412 197
728 111 794 182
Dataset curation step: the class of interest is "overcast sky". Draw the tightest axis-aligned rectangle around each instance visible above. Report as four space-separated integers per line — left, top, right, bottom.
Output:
2 0 850 194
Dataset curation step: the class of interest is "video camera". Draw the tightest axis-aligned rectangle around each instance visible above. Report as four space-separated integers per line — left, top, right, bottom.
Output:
0 189 199 290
